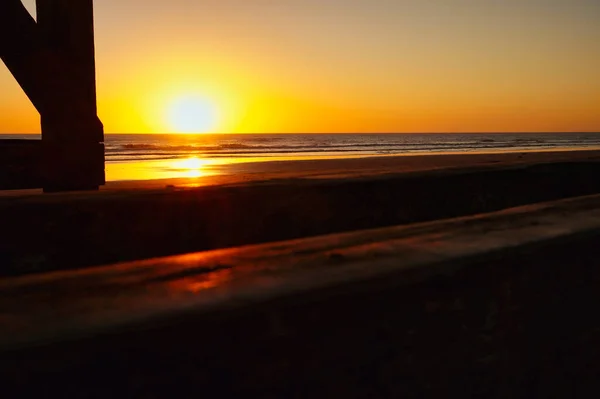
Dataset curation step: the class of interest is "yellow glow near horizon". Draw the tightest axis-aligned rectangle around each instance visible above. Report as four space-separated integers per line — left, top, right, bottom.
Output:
2 1 600 134
130 73 243 134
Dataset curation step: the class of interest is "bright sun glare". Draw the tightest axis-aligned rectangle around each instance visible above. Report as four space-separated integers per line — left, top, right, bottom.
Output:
168 95 218 134
173 157 210 178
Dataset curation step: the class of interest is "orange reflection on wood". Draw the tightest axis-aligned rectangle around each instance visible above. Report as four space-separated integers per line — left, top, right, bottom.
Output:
185 269 233 293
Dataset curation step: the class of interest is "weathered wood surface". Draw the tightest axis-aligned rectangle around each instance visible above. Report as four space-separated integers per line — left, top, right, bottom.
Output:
0 0 104 191
1 195 600 398
2 194 600 349
2 195 600 397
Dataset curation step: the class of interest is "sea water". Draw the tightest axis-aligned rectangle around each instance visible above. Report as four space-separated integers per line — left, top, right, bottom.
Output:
4 132 600 181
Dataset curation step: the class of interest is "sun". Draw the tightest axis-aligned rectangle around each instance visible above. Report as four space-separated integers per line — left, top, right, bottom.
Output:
168 95 218 133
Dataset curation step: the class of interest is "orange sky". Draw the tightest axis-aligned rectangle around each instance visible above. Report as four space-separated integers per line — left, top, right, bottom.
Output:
1 0 599 134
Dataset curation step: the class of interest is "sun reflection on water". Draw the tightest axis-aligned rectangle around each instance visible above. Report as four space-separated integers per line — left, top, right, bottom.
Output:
172 157 210 178
105 156 222 182
105 154 352 183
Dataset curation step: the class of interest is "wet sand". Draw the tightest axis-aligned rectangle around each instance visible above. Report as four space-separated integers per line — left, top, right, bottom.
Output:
2 148 593 197
104 148 600 191
1 149 599 197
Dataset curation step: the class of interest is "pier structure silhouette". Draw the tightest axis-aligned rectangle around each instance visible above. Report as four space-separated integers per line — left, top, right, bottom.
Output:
0 0 104 192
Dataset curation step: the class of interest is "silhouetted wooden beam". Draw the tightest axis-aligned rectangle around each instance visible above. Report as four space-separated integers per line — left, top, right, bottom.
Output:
36 0 104 192
37 0 99 114
0 0 104 191
0 1 101 133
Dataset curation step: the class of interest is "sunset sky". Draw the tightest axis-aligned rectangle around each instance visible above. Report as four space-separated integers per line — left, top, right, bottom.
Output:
1 0 599 134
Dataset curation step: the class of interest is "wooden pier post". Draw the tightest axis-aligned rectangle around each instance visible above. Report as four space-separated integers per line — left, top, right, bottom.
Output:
36 0 104 192
0 0 104 192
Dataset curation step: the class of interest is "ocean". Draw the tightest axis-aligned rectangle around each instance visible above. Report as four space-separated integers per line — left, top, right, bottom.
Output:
3 133 600 181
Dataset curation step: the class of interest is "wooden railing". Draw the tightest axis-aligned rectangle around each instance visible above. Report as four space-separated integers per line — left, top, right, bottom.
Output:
1 194 600 397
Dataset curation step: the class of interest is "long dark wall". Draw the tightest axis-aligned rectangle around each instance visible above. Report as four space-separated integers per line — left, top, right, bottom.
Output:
0 140 42 190
2 161 600 276
1 226 599 398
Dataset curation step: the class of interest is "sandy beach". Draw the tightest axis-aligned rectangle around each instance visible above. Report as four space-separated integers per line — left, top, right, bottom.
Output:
51 148 600 193
102 148 600 189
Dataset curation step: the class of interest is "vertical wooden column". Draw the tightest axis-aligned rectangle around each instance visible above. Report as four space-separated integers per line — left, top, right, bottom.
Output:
36 0 104 192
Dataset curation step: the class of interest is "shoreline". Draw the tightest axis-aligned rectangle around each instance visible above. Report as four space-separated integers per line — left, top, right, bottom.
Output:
104 147 600 188
3 148 600 196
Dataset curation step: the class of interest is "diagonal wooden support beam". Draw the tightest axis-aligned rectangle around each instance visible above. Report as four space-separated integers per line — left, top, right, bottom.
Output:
0 0 104 191
0 0 102 134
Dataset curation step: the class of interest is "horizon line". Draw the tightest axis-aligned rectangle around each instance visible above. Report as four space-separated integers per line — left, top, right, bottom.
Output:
2 131 600 135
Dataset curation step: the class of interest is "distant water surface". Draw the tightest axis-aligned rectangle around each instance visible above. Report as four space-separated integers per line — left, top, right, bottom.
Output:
4 133 600 181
